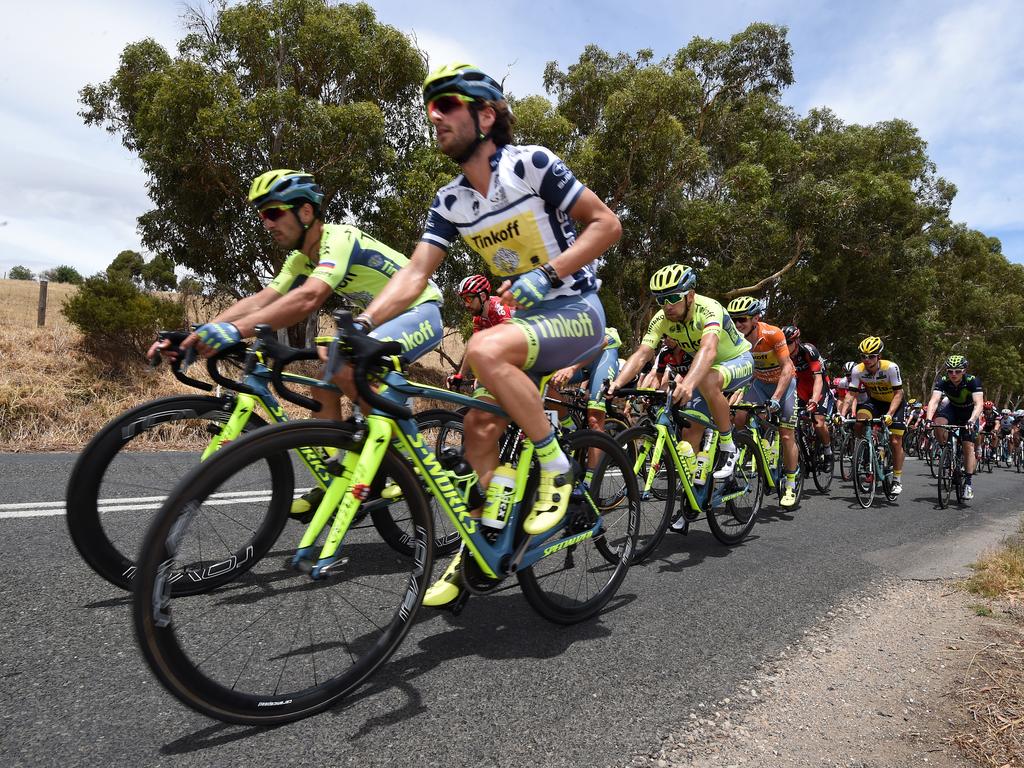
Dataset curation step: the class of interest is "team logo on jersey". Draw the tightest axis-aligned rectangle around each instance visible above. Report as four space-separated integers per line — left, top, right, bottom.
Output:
368 253 384 269
494 248 520 273
465 213 546 275
344 290 374 308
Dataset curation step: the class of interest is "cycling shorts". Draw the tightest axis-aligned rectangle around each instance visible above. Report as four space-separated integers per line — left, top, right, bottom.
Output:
509 292 606 374
743 377 798 430
373 301 443 363
856 398 907 436
935 404 974 427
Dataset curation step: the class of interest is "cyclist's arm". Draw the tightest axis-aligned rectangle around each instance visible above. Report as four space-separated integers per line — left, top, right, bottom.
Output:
772 344 795 402
887 387 903 418
548 189 621 279
969 391 984 424
926 390 942 421
612 345 656 393
361 242 445 327
231 279 333 338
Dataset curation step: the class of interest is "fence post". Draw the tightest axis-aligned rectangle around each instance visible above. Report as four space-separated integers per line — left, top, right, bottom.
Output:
37 280 48 327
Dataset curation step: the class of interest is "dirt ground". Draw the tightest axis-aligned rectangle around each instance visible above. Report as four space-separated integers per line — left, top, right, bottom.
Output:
629 579 1023 768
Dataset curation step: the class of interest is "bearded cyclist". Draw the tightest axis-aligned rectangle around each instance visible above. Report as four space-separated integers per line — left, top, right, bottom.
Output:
355 63 621 608
447 274 513 391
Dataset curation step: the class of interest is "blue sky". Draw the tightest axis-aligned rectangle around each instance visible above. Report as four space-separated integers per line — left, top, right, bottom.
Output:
1 0 1021 278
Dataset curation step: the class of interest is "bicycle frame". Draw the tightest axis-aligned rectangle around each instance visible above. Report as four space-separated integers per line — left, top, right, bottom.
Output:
289 370 615 580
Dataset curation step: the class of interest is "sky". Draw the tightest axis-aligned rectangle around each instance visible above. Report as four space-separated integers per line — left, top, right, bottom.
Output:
1 0 1021 279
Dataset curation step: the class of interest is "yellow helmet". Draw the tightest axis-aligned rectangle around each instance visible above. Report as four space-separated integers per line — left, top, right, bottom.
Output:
726 296 763 317
649 264 696 295
422 63 504 103
248 169 323 209
858 336 884 355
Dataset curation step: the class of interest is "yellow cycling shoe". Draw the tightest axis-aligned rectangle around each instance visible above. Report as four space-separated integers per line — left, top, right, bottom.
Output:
523 468 575 535
423 550 463 607
290 487 325 522
380 483 404 501
780 486 798 508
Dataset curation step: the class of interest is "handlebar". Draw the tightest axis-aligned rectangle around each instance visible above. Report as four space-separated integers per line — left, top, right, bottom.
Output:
251 325 323 412
151 330 213 392
328 311 411 420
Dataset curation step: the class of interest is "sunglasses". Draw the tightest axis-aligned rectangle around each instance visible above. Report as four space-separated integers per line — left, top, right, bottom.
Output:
947 368 965 374
861 354 879 360
259 205 293 222
655 292 687 307
427 94 475 117
732 315 754 323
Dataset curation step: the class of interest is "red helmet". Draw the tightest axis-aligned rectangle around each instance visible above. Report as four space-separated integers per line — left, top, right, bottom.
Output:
458 274 491 296
983 400 995 410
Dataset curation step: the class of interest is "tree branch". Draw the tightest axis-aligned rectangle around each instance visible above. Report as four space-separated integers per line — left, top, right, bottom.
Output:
724 231 803 298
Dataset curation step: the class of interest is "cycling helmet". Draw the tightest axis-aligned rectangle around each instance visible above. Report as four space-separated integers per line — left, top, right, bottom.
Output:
858 336 884 355
782 325 801 343
983 400 995 410
844 361 855 375
726 296 763 317
248 169 324 209
458 274 491 296
1001 408 1011 415
423 63 504 104
649 264 697 295
945 354 968 369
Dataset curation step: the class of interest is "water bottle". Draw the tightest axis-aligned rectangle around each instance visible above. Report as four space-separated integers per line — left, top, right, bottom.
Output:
693 428 715 486
676 440 697 481
481 464 517 529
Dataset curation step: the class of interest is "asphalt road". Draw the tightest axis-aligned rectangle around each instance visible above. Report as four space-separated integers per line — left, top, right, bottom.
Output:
1 452 1021 768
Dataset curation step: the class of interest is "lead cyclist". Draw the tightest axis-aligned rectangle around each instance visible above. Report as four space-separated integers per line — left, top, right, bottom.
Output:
355 63 622 607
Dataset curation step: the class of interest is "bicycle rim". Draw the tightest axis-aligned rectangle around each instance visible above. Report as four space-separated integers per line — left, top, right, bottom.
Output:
706 432 763 545
611 425 674 562
133 422 433 725
518 430 639 624
853 439 875 508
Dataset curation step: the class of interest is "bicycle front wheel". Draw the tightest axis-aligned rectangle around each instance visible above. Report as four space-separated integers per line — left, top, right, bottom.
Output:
936 443 953 509
66 395 274 591
706 431 764 545
132 421 434 725
853 439 875 509
611 424 675 562
518 429 639 624
839 429 855 482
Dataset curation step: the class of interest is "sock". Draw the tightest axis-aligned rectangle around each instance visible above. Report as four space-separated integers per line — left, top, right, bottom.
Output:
824 445 833 456
785 471 797 489
584 468 595 486
966 472 973 485
534 430 570 475
560 415 574 429
719 430 735 452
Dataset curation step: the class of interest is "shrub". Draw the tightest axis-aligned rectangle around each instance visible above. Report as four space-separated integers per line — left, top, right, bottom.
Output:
40 265 85 284
63 275 186 357
8 265 34 280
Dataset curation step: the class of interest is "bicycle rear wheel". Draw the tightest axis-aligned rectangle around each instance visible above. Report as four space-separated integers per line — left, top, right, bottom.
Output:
839 429 855 482
853 439 875 509
611 425 674 562
936 443 952 509
66 395 274 591
518 430 639 624
132 421 433 725
706 432 764 545
811 437 835 494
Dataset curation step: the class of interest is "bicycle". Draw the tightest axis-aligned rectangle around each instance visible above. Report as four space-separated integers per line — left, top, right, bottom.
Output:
131 313 640 725
610 381 765 560
66 332 462 592
847 418 899 509
934 424 970 509
734 403 804 511
796 410 834 494
834 415 856 482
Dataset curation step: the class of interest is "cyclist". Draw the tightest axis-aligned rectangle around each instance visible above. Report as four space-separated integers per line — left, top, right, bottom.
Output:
354 63 622 608
925 355 984 499
639 335 690 390
783 325 835 470
726 297 799 507
843 336 907 494
977 400 1002 464
148 169 445 517
447 273 514 390
611 265 754 478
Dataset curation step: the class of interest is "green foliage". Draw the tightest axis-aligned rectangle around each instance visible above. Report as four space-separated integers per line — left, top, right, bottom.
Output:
40 265 84 284
7 265 34 280
107 250 178 290
64 275 187 357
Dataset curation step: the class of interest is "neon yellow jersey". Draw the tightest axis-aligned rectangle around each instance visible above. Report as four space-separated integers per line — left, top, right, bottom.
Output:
268 224 441 309
641 294 751 364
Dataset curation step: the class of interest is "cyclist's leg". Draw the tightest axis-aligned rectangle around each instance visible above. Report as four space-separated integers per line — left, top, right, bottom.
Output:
776 380 799 505
700 352 753 478
584 348 621 482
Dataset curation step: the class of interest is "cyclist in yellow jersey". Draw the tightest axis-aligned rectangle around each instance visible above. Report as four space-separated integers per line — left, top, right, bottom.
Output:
611 265 754 478
842 336 907 494
353 64 622 608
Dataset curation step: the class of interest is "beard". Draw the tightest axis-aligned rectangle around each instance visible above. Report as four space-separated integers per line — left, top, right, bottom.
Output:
438 126 479 162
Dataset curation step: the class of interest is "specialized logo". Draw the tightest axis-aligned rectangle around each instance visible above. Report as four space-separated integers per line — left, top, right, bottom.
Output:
543 530 593 556
406 433 477 534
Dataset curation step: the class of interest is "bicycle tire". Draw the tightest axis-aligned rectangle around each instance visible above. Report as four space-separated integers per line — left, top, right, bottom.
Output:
853 439 875 509
611 424 675 563
881 445 898 502
937 443 952 509
953 451 966 505
811 432 835 494
370 408 463 557
132 420 433 725
66 394 274 591
839 430 855 482
518 429 638 624
706 431 764 545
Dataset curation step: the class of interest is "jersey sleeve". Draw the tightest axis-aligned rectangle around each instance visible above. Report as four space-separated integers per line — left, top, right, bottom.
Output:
803 344 823 374
267 251 313 295
642 310 668 349
968 375 984 394
520 146 585 213
420 192 461 253
307 225 358 291
850 365 864 391
887 362 904 389
694 298 724 338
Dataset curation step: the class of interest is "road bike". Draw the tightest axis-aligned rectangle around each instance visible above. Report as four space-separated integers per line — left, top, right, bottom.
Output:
67 333 461 592
131 314 640 725
796 410 834 494
847 417 899 509
734 403 804 510
934 424 971 509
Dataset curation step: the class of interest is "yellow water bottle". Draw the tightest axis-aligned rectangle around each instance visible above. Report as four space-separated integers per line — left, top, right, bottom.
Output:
676 440 697 481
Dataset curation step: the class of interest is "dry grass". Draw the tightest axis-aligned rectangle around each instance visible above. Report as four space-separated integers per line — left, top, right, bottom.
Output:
0 279 79 329
0 318 467 452
966 523 1024 600
950 621 1024 766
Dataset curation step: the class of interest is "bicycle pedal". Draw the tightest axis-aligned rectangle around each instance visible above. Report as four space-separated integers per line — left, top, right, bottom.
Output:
445 590 471 616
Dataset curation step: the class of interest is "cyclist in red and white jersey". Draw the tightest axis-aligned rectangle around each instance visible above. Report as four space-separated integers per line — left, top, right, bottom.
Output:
446 274 513 390
783 325 834 464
